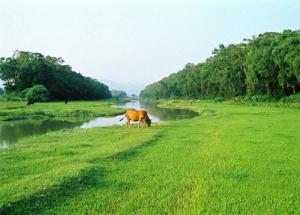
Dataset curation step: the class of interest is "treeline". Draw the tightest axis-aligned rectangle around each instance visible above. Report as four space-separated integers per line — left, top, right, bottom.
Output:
0 51 111 101
111 89 128 99
140 30 300 100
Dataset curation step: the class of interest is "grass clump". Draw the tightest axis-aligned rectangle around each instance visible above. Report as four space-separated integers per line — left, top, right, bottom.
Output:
0 100 125 121
280 93 300 103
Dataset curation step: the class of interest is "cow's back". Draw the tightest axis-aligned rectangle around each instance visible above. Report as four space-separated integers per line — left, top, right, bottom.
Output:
126 110 148 121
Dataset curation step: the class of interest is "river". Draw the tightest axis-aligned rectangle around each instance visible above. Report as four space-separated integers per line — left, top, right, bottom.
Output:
0 100 197 148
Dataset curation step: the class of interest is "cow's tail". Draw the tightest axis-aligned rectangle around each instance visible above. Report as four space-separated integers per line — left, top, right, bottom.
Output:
119 117 125 121
120 113 126 121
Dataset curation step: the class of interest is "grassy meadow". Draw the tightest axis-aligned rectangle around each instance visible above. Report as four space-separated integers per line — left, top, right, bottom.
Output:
0 100 125 121
0 100 300 214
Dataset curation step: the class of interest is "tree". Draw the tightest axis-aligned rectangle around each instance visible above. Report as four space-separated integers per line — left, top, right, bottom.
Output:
140 30 300 100
111 90 128 99
0 51 112 100
245 32 280 97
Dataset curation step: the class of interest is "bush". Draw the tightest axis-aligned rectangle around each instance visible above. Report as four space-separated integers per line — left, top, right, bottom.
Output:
1 91 24 101
21 88 30 98
25 85 49 102
280 93 300 103
214 97 225 102
242 95 274 102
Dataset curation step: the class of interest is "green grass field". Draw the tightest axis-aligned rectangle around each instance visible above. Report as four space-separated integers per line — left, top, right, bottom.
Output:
1 100 299 214
0 100 125 121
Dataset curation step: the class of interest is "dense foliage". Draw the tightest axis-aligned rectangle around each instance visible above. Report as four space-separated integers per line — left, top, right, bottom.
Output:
24 85 49 103
111 89 128 99
0 51 111 100
140 30 300 99
0 88 3 95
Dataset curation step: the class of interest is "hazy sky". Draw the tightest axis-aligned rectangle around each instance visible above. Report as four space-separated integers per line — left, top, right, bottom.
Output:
0 0 300 93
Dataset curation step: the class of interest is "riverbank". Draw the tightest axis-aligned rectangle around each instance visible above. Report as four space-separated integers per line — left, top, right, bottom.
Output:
1 100 299 214
0 100 126 121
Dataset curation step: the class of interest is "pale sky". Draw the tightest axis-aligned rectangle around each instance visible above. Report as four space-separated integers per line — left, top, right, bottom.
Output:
0 0 300 93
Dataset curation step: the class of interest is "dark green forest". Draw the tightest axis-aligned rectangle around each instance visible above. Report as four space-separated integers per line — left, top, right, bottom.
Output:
140 30 300 100
0 51 111 101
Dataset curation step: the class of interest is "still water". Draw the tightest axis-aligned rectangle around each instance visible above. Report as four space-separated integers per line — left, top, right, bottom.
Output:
0 100 197 148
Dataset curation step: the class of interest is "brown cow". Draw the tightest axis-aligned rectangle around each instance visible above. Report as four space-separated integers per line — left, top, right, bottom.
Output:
120 110 151 128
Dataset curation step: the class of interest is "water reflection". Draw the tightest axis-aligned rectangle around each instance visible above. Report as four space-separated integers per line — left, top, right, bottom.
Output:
0 120 82 146
139 101 198 121
80 116 122 128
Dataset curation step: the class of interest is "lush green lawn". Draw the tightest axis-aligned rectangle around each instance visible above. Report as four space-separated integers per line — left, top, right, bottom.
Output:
0 100 299 214
0 100 125 121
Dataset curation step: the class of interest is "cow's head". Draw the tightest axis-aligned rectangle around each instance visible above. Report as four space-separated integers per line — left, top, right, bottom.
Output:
146 118 152 127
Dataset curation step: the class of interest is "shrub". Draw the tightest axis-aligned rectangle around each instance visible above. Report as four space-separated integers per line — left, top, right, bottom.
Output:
1 91 24 101
21 88 30 98
25 85 49 102
214 97 225 102
280 93 300 103
243 95 274 102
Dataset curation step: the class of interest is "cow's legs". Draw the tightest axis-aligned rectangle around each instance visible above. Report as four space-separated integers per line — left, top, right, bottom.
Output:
126 120 131 128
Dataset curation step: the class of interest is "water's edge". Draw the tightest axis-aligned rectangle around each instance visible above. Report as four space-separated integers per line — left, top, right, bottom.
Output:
0 100 198 148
